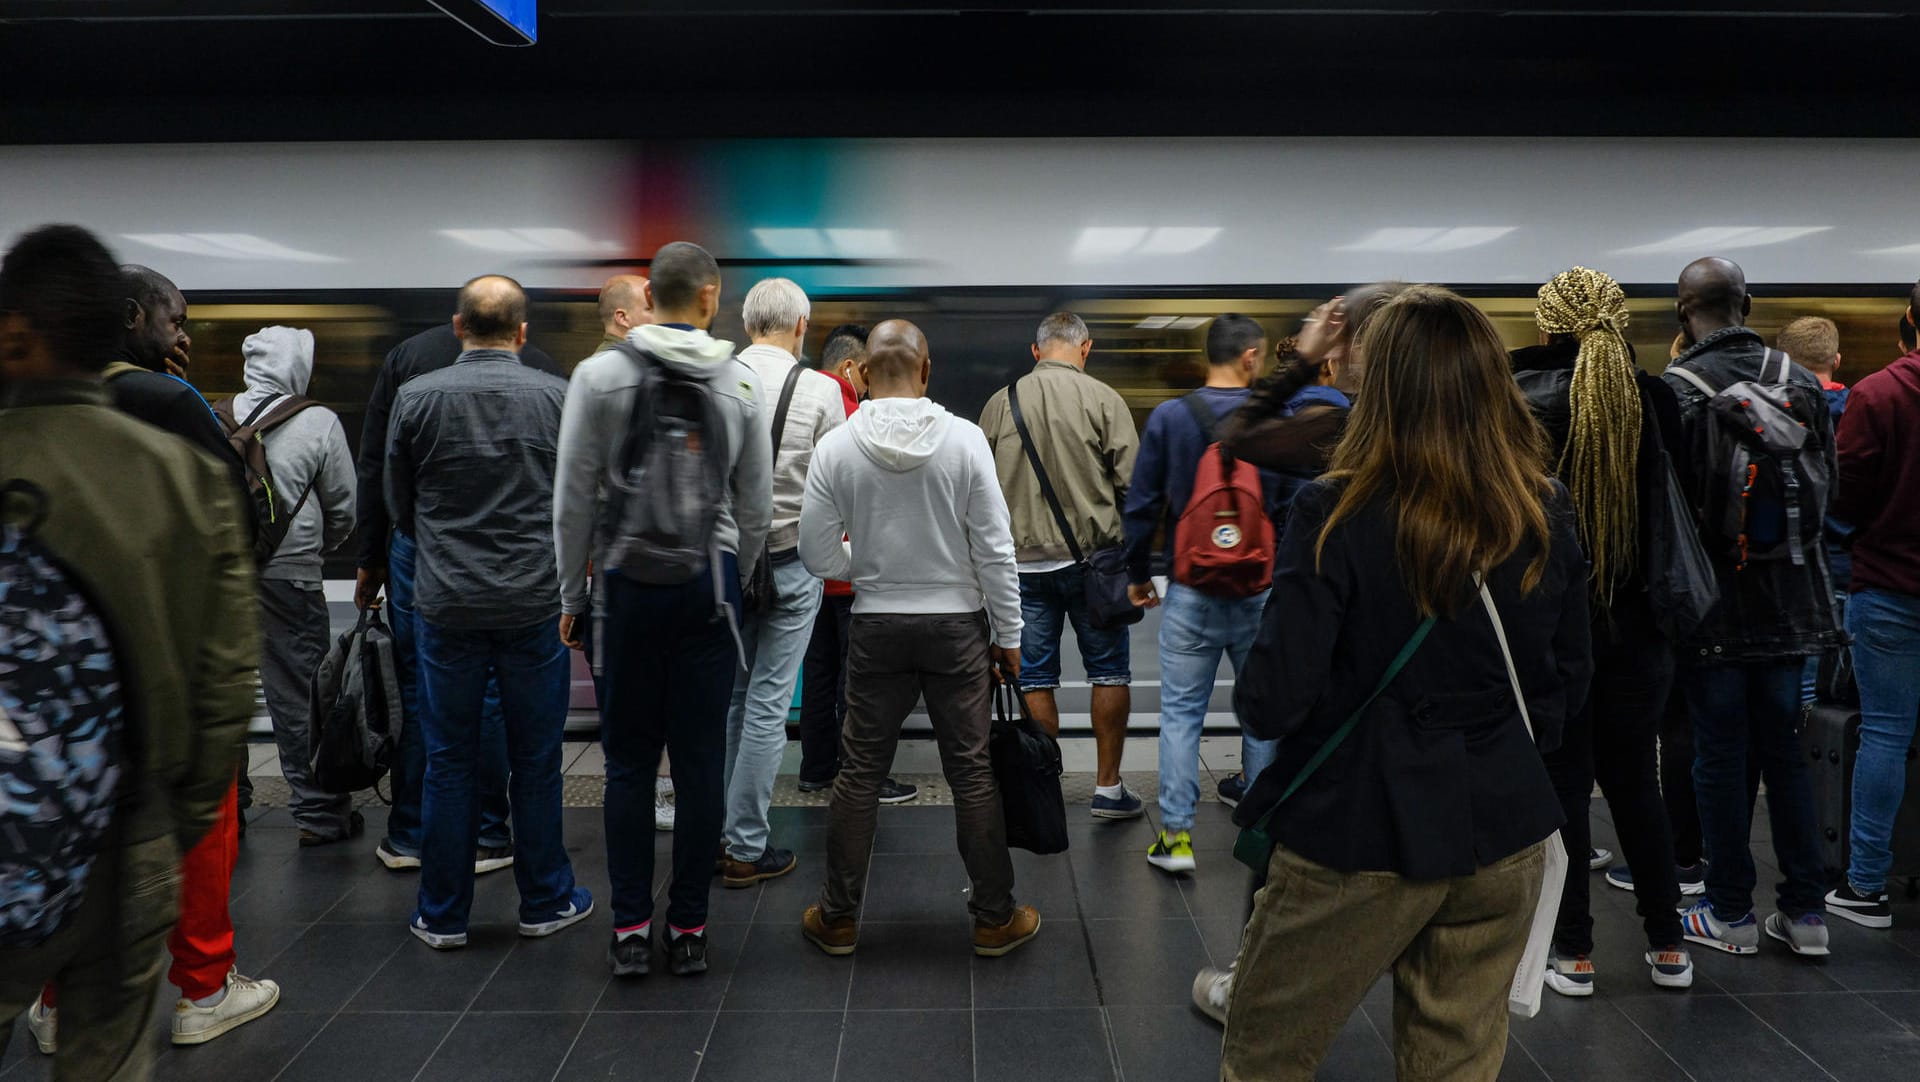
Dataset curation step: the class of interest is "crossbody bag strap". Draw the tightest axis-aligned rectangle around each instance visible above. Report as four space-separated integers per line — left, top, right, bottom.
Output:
769 363 802 471
1476 576 1536 742
1007 379 1085 564
1244 612 1437 839
1666 364 1717 399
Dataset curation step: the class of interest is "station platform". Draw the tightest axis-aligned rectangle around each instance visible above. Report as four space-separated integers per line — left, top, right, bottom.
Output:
5 773 1918 1081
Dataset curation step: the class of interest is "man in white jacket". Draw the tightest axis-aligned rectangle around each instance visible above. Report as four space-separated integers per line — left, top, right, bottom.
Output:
720 278 846 889
228 325 358 845
796 320 1040 959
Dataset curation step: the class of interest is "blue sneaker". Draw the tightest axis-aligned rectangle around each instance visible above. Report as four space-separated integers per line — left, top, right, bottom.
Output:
520 887 594 938
1217 774 1248 809
1681 899 1759 955
1091 783 1144 820
409 914 466 950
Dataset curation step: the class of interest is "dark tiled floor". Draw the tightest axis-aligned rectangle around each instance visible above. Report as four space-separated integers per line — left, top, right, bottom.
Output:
6 800 1920 1081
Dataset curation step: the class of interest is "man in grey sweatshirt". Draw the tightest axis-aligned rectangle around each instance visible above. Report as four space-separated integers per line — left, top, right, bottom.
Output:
553 242 772 978
229 326 358 844
796 320 1040 959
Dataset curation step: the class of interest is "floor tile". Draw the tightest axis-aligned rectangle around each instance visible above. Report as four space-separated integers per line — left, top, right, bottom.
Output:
1311 1012 1397 1080
971 917 1102 1009
275 1011 460 1082
344 927 518 1012
701 1010 841 1082
972 1007 1114 1082
1107 1004 1221 1082
413 1011 590 1082
472 925 613 1012
1740 990 1920 1080
719 921 854 1012
1864 988 1920 1030
1506 997 1693 1081
1067 844 1194 919
1823 920 1920 992
261 922 407 1012
150 1009 331 1082
837 1010 972 1082
857 853 982 923
1085 918 1211 1006
552 1010 713 1082
847 921 974 1010
595 934 742 1012
1613 994 1831 1081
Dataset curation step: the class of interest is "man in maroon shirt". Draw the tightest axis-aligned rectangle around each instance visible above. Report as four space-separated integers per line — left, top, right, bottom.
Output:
1824 278 1920 930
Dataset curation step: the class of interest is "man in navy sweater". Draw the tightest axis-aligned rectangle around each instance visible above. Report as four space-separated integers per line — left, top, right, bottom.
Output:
1122 314 1279 876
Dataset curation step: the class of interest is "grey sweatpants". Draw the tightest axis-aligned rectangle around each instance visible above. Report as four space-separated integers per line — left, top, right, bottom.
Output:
260 579 353 837
819 611 1015 926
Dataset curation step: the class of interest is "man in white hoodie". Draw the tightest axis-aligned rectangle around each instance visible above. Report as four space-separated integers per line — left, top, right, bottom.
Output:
796 320 1040 959
553 242 772 979
227 326 359 845
720 277 846 889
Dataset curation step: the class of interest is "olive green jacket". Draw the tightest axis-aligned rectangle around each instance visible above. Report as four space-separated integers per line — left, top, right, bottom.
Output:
0 380 257 852
978 360 1139 564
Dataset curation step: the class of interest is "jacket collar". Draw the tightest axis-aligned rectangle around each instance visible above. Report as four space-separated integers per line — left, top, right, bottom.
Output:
1033 359 1086 375
1510 341 1578 373
0 378 111 410
1674 325 1763 368
455 348 522 365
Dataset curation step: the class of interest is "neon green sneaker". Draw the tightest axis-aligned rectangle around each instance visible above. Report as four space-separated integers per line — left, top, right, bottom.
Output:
1147 830 1197 874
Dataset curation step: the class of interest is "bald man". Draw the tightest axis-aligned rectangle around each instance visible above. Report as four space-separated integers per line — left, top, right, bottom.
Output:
1663 256 1841 958
388 274 594 950
797 320 1039 959
596 274 650 353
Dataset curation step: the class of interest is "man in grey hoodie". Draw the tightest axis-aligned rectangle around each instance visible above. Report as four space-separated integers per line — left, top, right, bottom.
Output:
796 320 1040 959
553 242 772 978
229 326 359 845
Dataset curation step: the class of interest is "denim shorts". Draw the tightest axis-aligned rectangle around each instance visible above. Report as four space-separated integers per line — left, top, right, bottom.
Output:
1018 564 1131 692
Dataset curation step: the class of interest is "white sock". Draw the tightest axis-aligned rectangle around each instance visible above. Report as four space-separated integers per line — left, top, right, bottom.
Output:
615 921 650 943
655 776 673 797
1095 782 1125 799
190 987 227 1009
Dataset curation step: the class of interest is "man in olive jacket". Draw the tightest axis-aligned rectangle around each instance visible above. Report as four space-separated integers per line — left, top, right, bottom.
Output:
0 225 255 1080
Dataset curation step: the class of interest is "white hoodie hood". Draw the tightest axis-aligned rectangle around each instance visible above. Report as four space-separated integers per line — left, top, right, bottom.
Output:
629 323 737 380
850 396 952 472
234 325 314 416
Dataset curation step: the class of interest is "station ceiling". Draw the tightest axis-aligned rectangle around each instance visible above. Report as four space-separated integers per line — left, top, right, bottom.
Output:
2 1 1917 142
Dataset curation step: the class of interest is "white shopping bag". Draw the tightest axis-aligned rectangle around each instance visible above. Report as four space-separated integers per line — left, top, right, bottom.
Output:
1478 580 1567 1020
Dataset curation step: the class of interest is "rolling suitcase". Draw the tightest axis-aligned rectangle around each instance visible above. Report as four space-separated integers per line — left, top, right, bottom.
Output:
1802 703 1920 895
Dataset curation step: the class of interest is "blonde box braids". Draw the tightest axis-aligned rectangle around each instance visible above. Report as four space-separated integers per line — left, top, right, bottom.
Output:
1535 266 1641 606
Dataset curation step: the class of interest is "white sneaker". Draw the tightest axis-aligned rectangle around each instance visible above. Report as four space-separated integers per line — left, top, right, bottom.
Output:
655 777 675 832
170 969 281 1046
26 994 56 1055
1191 964 1233 1025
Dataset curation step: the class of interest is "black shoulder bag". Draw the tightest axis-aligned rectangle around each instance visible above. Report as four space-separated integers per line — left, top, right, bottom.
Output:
1007 380 1143 630
742 363 803 616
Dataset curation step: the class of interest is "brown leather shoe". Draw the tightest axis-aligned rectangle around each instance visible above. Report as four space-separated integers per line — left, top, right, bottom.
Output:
802 905 858 956
719 847 796 889
972 904 1041 957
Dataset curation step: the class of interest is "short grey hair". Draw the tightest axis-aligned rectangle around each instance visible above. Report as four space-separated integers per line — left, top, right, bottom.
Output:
742 277 811 337
1036 311 1089 350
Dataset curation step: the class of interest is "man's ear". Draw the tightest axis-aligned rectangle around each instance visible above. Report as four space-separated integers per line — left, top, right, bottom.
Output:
1080 339 1093 363
123 297 142 331
451 314 467 340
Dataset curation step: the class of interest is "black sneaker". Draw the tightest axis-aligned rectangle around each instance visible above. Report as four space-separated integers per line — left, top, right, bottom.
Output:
1216 774 1247 809
878 778 919 805
1825 882 1893 929
298 809 365 848
609 932 650 977
669 931 709 976
797 778 834 794
720 847 797 889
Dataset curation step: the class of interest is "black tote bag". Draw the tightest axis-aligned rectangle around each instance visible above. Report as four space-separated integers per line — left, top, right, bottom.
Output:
1642 426 1721 641
989 683 1069 855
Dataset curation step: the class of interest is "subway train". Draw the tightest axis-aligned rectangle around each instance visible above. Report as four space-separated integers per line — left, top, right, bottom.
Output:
6 137 1914 727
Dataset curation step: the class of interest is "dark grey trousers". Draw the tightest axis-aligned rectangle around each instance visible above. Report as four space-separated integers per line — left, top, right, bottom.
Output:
259 579 353 836
820 611 1015 925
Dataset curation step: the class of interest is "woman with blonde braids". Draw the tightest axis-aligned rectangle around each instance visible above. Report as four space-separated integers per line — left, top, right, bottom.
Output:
1512 266 1696 996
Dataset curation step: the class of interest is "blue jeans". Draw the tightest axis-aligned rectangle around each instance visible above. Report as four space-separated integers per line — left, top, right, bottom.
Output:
386 532 511 855
1845 588 1920 894
603 557 740 930
1017 565 1132 692
1801 543 1853 704
1157 583 1272 832
1685 661 1828 918
724 555 823 862
413 617 577 933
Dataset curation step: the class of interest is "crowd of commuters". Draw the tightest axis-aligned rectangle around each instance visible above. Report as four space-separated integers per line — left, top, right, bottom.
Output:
4 219 1919 1082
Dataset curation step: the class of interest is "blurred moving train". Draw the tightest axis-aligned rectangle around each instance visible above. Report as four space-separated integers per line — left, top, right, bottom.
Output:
5 135 1917 580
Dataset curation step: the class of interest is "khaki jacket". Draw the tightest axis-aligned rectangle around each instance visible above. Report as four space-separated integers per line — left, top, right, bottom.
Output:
0 381 257 852
978 360 1138 563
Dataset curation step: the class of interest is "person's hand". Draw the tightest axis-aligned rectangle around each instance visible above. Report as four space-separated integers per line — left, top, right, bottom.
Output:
163 345 190 378
354 566 386 611
558 613 584 652
989 645 1021 686
1295 298 1346 364
1128 582 1161 609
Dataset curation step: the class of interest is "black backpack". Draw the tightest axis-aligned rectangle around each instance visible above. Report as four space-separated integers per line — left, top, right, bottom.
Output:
602 343 733 586
308 607 403 794
0 480 129 946
1669 348 1831 571
213 393 323 566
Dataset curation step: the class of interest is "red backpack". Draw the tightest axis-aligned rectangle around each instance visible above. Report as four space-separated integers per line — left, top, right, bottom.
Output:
1172 395 1274 598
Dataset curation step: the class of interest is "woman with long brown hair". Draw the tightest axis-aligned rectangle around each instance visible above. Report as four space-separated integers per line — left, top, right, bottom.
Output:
1223 286 1592 1081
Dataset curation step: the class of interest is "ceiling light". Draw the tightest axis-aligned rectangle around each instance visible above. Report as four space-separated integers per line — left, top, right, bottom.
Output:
1335 227 1516 253
1166 316 1210 331
1071 227 1150 262
1860 243 1920 257
1612 226 1830 256
824 228 899 257
124 232 343 263
1134 315 1176 330
752 228 828 258
1138 227 1222 255
440 228 620 253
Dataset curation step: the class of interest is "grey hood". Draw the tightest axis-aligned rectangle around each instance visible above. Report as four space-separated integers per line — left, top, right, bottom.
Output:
629 323 738 381
851 397 952 472
233 325 315 421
